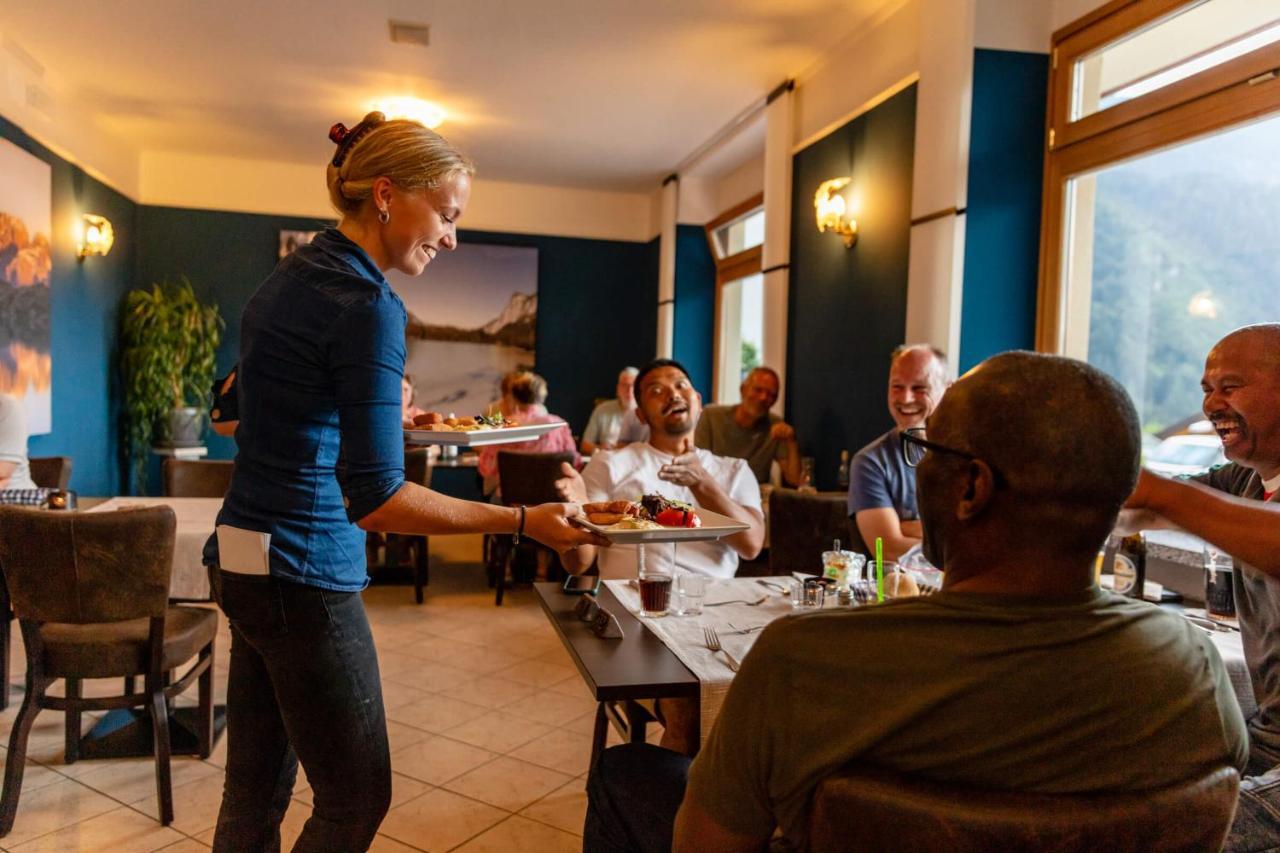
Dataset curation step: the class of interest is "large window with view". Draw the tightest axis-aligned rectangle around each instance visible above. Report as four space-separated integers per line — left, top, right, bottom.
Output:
705 196 765 404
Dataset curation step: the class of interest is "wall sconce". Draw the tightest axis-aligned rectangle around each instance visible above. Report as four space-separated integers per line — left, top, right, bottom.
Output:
77 214 115 261
814 178 857 248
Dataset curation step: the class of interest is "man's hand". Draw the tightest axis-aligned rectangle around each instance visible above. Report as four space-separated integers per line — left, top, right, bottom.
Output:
769 422 796 443
555 461 587 503
658 453 714 491
523 503 609 555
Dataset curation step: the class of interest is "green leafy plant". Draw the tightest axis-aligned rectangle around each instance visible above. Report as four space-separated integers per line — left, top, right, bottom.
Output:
120 277 223 490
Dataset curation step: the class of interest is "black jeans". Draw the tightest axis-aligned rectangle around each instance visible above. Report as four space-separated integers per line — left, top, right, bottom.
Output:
209 568 391 853
584 743 692 853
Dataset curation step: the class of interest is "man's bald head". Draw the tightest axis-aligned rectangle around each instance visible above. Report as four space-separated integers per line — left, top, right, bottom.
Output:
1203 323 1280 477
1210 324 1280 373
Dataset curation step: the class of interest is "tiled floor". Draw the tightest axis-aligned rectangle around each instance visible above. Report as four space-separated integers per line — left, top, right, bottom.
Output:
0 535 646 852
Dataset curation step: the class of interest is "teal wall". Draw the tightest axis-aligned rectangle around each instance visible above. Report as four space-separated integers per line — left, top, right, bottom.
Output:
959 49 1049 371
1 115 138 496
787 84 917 490
673 223 716 397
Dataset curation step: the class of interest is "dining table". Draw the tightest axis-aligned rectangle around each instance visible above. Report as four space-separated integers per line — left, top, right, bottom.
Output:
83 496 222 600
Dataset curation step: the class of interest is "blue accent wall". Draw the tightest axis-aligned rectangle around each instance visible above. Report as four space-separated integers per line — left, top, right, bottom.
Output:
1 115 138 496
787 84 917 490
673 223 715 397
959 49 1049 371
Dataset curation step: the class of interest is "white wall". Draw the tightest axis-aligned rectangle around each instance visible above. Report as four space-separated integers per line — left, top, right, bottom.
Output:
1052 0 1112 31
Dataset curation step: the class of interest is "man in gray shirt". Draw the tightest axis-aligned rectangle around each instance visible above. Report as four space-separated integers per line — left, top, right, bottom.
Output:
0 393 36 491
581 366 648 455
694 367 804 486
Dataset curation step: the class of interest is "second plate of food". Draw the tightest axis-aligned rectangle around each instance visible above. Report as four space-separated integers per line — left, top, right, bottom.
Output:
404 422 567 447
573 507 749 544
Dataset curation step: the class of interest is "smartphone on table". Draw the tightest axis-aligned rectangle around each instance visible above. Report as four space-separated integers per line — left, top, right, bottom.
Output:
563 575 601 595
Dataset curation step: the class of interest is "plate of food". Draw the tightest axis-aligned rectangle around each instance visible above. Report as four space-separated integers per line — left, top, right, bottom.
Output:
404 412 568 447
573 493 750 543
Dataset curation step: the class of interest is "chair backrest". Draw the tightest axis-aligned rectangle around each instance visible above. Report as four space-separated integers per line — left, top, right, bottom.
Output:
405 447 434 488
28 456 72 490
497 451 575 507
768 488 857 574
0 506 176 624
163 458 235 498
808 765 1240 853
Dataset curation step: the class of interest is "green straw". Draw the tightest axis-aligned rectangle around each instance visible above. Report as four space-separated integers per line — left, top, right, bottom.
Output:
875 537 884 602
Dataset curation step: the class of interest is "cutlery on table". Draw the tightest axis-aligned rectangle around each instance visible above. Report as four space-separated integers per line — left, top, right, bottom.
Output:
756 580 788 594
725 623 765 635
703 627 740 671
704 596 767 607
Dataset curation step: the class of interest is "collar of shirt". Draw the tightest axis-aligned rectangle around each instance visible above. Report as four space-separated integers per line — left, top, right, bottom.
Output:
310 227 388 286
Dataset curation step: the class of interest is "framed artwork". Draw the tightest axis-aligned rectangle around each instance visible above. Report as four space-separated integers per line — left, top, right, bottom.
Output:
387 243 538 416
278 229 321 259
0 139 52 435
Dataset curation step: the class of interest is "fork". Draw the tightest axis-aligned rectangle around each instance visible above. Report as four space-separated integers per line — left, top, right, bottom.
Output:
704 596 767 607
703 627 741 671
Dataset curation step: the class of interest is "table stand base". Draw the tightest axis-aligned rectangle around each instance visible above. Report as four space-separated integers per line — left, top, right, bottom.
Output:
78 705 227 760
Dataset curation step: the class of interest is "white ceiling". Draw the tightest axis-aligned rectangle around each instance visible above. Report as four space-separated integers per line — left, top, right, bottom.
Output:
2 0 898 192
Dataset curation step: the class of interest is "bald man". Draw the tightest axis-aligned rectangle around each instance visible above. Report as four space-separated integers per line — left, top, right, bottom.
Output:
847 345 949 560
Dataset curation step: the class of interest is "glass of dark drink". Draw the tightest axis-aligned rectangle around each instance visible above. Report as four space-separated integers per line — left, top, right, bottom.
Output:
1204 546 1236 621
639 572 673 617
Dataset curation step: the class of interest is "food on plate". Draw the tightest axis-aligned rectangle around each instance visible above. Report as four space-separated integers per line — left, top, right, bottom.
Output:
582 493 702 529
410 411 520 432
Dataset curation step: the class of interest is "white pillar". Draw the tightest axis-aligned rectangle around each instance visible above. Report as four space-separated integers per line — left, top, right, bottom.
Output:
657 176 678 358
761 82 794 409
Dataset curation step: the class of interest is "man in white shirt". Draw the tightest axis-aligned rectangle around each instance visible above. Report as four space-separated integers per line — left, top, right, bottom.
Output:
580 366 649 455
558 359 764 580
0 393 37 490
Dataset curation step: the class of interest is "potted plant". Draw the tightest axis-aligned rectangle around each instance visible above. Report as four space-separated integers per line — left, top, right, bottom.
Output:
120 276 223 491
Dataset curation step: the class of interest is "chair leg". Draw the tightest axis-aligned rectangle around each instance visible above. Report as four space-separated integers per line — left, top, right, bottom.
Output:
0 610 10 712
197 643 215 759
64 678 81 765
148 686 174 825
124 675 136 696
590 702 609 770
414 537 428 605
0 676 47 837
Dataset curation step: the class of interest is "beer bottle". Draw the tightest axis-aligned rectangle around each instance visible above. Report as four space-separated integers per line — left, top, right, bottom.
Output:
1113 533 1147 600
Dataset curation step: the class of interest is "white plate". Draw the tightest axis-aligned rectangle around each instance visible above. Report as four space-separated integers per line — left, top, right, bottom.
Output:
404 421 566 447
573 507 750 544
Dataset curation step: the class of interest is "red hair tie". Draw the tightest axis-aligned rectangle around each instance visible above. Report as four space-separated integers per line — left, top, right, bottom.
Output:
329 123 350 145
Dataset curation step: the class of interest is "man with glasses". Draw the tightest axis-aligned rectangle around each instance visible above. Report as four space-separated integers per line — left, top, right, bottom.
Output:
583 352 1246 853
847 344 949 560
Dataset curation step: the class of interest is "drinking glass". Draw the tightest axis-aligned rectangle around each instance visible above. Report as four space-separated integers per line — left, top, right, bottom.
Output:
802 577 827 608
1203 546 1236 621
674 574 707 616
787 578 805 608
639 571 673 617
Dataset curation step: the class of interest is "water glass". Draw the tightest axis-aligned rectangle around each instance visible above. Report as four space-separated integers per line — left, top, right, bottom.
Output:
802 577 827 608
674 574 708 616
1203 546 1236 620
787 578 805 608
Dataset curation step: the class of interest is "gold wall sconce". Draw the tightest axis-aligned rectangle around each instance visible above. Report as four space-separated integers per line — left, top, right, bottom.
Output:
77 214 115 261
814 178 857 248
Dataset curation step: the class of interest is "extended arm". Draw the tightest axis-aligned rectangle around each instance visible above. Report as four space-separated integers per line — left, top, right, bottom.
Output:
855 508 919 561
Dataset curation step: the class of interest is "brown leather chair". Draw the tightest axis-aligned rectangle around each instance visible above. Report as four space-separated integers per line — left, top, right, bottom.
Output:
27 456 72 491
768 488 857 574
162 458 234 498
0 506 217 835
808 765 1240 853
489 451 575 605
367 448 432 603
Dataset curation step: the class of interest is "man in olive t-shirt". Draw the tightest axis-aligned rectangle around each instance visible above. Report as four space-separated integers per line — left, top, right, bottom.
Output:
694 367 804 486
584 353 1247 853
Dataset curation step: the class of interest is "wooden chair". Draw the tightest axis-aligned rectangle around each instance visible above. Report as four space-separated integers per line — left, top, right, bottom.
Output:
366 448 432 603
489 451 575 605
27 456 71 491
808 765 1240 853
0 506 217 835
768 488 857 574
162 459 234 498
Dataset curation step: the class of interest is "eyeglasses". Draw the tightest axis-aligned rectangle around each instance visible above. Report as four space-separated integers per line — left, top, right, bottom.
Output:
900 427 978 468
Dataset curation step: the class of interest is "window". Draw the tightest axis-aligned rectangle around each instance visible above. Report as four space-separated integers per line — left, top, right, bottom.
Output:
705 194 765 403
1039 0 1280 435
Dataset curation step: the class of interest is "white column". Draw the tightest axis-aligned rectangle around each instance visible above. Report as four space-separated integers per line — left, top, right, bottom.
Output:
761 82 794 409
656 176 678 358
904 0 976 371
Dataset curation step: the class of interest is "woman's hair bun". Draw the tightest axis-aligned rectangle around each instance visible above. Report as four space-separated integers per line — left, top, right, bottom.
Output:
362 111 387 125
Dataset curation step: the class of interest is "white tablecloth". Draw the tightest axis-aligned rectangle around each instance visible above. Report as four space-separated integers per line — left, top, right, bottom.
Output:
606 578 1257 740
86 497 220 600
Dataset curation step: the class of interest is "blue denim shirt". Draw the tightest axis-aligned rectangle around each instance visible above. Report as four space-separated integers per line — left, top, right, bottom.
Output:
203 228 407 590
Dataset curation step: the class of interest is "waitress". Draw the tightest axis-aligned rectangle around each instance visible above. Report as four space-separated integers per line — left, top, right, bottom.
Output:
203 112 602 852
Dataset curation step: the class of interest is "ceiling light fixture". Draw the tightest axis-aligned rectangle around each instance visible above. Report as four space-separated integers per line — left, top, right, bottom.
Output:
371 96 446 128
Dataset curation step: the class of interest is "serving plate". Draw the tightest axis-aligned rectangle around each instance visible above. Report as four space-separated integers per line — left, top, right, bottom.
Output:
404 421 566 447
573 507 749 544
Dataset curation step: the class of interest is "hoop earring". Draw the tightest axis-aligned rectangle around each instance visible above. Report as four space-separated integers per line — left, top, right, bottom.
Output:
377 208 390 224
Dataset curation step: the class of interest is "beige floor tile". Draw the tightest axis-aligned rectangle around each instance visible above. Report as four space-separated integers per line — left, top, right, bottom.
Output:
368 833 427 852
439 676 537 710
384 660 478 693
518 777 588 837
387 696 490 735
75 755 220 805
546 675 595 700
452 814 581 852
378 680 434 712
156 839 212 851
9 805 185 852
0 778 121 847
560 708 602 736
391 735 497 786
129 773 227 836
379 788 506 852
441 710 553 754
491 659 578 689
442 755 574 812
500 690 597 727
386 719 433 754
508 727 594 777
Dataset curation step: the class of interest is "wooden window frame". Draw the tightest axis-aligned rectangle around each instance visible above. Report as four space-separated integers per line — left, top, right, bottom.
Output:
705 193 764 402
1037 0 1280 351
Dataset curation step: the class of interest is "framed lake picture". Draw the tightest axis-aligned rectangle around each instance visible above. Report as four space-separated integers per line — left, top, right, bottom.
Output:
0 139 52 435
386 243 538 416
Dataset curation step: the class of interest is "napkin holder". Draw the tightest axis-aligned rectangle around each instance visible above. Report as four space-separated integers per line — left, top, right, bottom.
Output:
574 594 624 639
